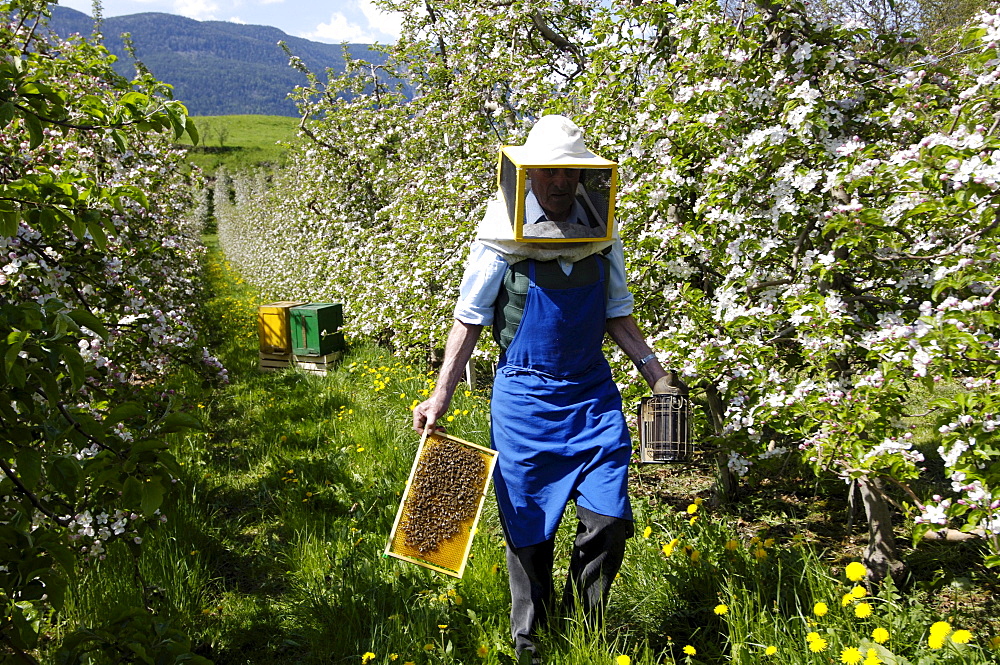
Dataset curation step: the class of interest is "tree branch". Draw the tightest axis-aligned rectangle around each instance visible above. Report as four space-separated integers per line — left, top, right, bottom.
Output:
0 457 71 527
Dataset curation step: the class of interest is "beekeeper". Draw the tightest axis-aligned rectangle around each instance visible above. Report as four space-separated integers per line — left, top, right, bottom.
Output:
412 115 667 662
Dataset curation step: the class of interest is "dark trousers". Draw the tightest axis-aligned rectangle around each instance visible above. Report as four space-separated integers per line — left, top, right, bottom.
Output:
503 504 634 658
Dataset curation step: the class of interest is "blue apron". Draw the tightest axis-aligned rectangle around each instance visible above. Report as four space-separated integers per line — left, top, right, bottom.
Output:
491 258 632 548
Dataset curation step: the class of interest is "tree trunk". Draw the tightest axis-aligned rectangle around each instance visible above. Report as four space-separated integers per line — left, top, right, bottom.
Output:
857 477 907 583
702 381 739 503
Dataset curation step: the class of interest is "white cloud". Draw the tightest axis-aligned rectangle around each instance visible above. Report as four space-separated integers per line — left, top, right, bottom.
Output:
300 11 378 43
357 0 403 39
258 0 285 5
229 15 246 23
172 0 219 20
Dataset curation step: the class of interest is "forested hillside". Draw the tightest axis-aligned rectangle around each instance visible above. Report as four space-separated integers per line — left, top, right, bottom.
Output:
46 6 389 116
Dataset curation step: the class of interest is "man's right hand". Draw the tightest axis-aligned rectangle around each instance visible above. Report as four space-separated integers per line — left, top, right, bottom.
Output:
412 395 448 433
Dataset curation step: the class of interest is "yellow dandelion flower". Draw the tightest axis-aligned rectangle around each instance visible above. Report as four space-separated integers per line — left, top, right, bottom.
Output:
814 602 829 617
928 634 946 649
454 595 463 605
851 585 867 599
687 503 699 514
438 624 448 630
754 547 768 560
725 539 739 551
809 637 828 653
807 632 821 642
930 621 952 636
694 497 704 506
477 645 489 658
690 550 701 562
643 526 652 539
390 655 398 661
855 602 873 619
616 656 631 665
990 635 1000 649
845 562 868 582
764 645 777 656
404 662 416 665
951 629 972 644
841 647 863 664
714 604 728 615
842 593 855 607
683 645 696 656
689 516 699 526
361 653 375 664
871 627 889 644
424 643 435 651
764 538 775 547
662 538 679 556
863 649 882 665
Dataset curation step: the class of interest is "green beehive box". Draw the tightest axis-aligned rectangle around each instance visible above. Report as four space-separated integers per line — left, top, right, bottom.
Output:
290 303 345 356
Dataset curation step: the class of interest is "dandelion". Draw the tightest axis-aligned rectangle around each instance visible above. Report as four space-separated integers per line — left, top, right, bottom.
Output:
763 538 775 547
928 634 946 649
845 562 867 581
930 621 951 635
643 525 652 538
616 656 631 665
714 604 728 615
951 629 972 644
725 539 739 551
477 645 489 658
842 593 855 607
424 643 435 651
663 538 680 556
855 602 873 618
438 624 448 630
871 627 889 644
687 503 699 514
841 647 862 664
814 602 829 617
764 645 777 655
754 547 768 560
683 645 696 656
690 549 701 562
361 653 375 664
689 516 698 526
863 649 882 665
809 637 828 652
851 585 867 599
390 655 398 661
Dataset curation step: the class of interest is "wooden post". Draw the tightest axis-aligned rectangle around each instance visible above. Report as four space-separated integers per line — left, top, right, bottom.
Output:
464 359 477 389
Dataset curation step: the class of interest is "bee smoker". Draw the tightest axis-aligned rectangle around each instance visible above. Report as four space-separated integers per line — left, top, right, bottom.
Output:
638 371 692 463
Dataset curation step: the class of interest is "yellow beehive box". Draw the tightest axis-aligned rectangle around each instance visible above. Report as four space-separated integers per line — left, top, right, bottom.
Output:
385 430 497 578
257 301 305 355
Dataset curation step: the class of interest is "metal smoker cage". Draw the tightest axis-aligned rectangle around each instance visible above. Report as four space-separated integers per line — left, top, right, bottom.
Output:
638 372 692 463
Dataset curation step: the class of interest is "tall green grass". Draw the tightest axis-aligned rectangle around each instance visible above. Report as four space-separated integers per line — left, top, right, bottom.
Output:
45 241 1000 664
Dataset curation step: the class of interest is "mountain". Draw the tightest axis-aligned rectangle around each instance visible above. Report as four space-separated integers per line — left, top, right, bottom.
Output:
46 6 388 117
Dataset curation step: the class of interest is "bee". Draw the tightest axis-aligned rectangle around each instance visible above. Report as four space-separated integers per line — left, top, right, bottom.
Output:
402 439 487 554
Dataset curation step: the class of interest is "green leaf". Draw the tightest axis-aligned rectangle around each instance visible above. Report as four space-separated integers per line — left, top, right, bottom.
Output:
67 309 109 339
5 330 29 375
0 208 18 237
140 479 165 517
122 476 143 507
24 112 43 148
157 411 203 433
14 447 42 490
47 455 81 497
106 402 146 425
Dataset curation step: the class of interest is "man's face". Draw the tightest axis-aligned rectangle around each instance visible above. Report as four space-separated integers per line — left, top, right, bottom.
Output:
528 168 581 222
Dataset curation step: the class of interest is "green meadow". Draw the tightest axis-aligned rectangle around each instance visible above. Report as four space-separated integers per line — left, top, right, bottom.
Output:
47 240 1000 664
177 115 302 173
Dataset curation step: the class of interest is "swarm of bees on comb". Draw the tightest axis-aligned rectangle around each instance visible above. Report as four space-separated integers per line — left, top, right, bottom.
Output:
401 439 487 554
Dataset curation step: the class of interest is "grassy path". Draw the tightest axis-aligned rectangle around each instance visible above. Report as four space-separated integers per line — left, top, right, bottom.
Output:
52 242 1000 665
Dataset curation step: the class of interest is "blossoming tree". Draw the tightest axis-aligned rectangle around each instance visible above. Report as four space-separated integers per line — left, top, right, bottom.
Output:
2 1 217 658
215 0 1000 577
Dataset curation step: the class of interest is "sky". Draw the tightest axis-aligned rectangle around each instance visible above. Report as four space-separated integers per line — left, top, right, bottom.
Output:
56 0 405 44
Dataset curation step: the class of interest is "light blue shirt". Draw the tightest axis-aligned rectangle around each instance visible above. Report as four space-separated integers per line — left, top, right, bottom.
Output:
454 191 634 325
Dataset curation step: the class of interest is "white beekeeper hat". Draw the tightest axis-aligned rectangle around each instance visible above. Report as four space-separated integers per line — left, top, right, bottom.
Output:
503 115 616 167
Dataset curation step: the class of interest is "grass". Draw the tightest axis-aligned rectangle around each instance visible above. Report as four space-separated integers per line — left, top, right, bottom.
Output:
175 115 301 174
43 239 1000 664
